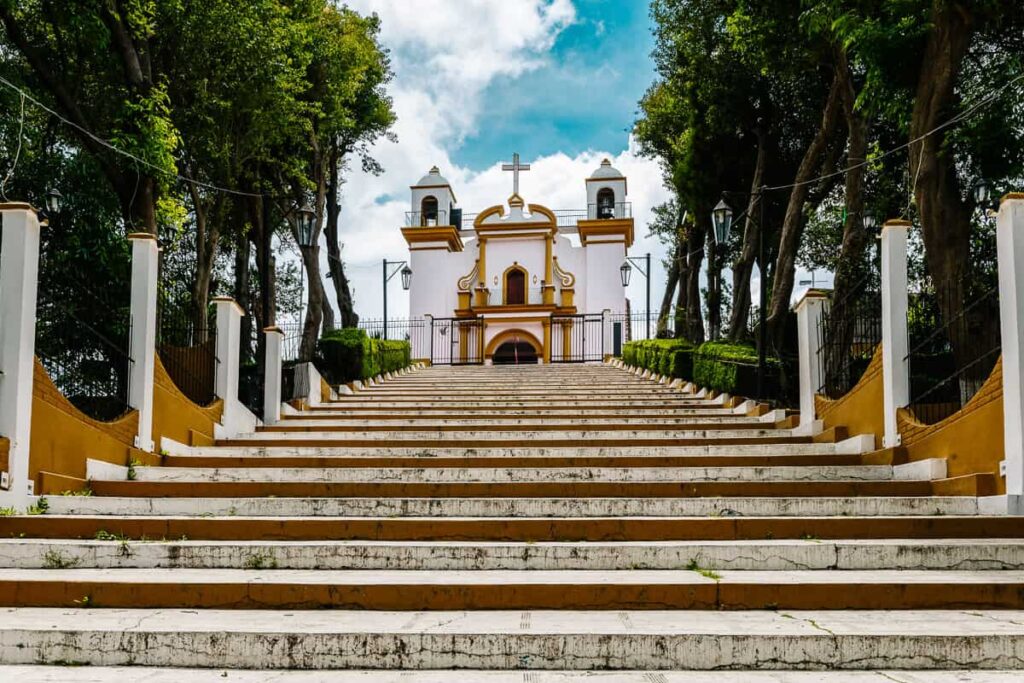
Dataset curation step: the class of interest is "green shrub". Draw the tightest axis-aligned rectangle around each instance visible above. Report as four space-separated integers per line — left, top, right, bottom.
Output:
692 341 778 394
621 338 694 379
317 329 411 384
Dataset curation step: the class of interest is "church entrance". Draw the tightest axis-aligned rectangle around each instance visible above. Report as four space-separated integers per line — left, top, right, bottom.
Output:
492 340 538 365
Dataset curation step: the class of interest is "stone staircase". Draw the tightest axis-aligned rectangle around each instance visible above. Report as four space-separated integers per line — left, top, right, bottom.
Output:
1 363 1023 680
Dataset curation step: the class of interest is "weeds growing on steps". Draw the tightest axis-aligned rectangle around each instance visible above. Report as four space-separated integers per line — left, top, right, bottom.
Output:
42 549 80 569
26 497 48 515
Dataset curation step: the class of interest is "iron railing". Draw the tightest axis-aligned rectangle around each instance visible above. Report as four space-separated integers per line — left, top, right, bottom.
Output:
588 202 632 220
358 317 428 345
551 314 605 362
35 269 134 421
405 209 449 227
816 271 881 399
157 305 218 406
906 276 1001 425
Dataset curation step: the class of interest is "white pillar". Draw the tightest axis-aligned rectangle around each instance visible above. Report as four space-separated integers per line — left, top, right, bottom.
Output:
793 289 830 434
127 233 159 452
880 219 911 448
0 204 42 505
997 193 1024 514
263 327 283 425
213 297 244 402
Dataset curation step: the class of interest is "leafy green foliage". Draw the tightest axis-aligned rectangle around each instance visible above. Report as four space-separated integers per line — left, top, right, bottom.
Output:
316 328 410 385
693 341 779 394
622 339 694 379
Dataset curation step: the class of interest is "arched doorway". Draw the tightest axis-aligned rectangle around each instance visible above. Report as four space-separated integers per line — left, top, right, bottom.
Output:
493 340 538 364
486 329 543 365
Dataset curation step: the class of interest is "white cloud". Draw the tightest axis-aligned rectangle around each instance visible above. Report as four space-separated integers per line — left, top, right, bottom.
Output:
327 1 672 321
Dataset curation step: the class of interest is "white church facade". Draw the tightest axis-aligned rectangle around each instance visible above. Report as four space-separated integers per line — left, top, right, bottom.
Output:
400 156 637 365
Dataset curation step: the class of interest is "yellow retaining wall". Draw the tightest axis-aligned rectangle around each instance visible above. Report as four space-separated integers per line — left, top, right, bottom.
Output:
898 357 1005 493
815 344 1004 491
30 354 223 494
152 354 222 449
815 345 885 450
30 357 141 489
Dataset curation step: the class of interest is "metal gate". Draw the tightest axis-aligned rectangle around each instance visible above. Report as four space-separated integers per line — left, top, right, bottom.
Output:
429 317 484 365
551 314 605 363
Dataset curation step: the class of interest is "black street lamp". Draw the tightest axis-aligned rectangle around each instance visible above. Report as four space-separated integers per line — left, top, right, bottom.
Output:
45 188 63 214
711 199 733 248
620 252 652 339
296 203 316 248
973 179 998 215
383 258 411 340
716 188 767 400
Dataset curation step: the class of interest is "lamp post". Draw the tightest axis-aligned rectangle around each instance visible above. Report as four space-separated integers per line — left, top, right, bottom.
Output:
294 203 316 322
714 187 767 399
383 258 412 340
620 252 652 339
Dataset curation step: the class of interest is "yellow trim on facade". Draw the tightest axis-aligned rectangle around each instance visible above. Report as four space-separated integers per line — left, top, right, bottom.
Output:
577 218 634 247
400 225 463 251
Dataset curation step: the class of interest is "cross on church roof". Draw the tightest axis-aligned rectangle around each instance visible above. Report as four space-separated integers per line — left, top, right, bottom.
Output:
501 152 531 196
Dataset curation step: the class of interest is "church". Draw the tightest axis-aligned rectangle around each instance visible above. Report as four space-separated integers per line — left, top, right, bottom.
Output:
401 155 636 365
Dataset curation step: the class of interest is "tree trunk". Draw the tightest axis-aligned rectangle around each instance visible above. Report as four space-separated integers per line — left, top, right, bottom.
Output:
325 144 359 327
727 133 767 342
823 48 872 394
766 70 844 348
657 237 683 336
682 211 707 344
234 223 253 365
910 1 982 386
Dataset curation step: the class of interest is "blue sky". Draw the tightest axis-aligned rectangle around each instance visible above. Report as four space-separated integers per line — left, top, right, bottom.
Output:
339 0 672 319
454 1 656 169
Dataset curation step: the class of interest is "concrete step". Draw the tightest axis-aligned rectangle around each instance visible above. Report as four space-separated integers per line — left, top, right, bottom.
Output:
172 442 856 458
293 407 743 417
125 464 897 483
14 512 1018 543
259 421 780 433
308 402 729 412
1 567 1023 609
4 538 1023 570
2 608 1022 669
80 479 938 499
42 496 980 518
162 452 870 470
274 416 772 428
5 667 1020 682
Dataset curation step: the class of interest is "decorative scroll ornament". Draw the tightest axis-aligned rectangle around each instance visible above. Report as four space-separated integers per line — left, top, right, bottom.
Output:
552 257 576 287
458 260 479 292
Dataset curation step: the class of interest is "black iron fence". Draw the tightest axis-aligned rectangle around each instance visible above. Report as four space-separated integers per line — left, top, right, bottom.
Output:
35 269 133 421
551 314 605 362
157 305 218 406
906 276 1001 425
359 317 428 346
816 272 882 399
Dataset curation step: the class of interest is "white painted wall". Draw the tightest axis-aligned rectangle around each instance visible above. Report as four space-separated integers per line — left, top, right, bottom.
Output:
585 241 628 314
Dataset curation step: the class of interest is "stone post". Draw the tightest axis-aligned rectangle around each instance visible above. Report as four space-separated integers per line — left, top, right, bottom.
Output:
793 289 830 434
263 327 283 425
997 193 1024 514
880 219 911 448
127 233 159 452
0 204 42 505
213 297 243 404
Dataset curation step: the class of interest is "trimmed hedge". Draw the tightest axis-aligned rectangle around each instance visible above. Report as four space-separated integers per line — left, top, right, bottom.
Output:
316 328 411 385
692 341 778 395
621 338 694 379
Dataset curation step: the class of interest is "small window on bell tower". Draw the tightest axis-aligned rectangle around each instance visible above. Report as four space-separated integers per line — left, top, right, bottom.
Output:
421 196 439 226
597 188 615 219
